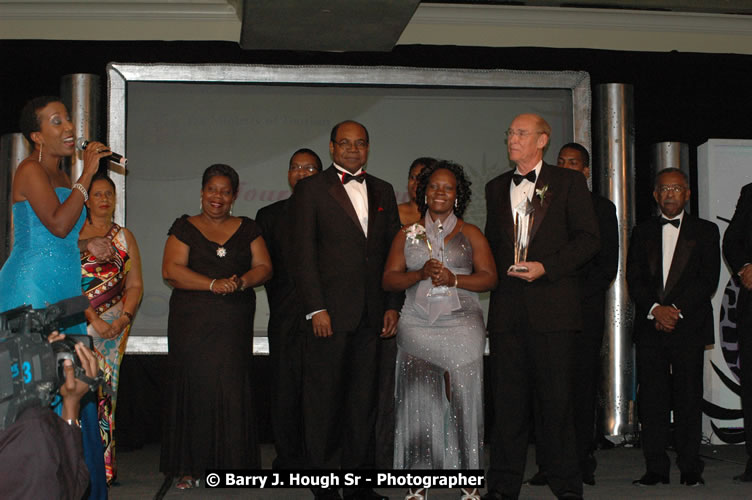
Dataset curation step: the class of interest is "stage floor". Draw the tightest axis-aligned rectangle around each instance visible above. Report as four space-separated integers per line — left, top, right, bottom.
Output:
109 442 752 499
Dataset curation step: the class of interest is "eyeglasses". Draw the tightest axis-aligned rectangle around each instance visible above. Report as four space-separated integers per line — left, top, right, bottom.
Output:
657 185 686 194
505 129 544 138
333 139 368 150
289 164 319 173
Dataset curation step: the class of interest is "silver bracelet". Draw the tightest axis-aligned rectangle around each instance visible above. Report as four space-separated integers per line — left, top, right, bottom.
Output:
72 183 88 201
209 279 216 292
453 273 459 287
65 418 81 428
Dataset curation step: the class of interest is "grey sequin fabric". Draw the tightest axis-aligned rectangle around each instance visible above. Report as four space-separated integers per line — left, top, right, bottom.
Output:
394 228 484 470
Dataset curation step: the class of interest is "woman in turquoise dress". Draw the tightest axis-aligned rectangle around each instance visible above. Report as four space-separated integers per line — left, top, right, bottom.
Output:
0 96 115 499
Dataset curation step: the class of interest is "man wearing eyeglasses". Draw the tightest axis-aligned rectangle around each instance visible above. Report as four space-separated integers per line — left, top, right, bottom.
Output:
483 114 600 500
255 148 322 471
627 168 720 487
292 120 402 500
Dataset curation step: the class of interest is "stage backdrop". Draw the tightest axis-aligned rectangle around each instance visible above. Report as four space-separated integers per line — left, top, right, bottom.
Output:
698 139 752 445
106 64 591 352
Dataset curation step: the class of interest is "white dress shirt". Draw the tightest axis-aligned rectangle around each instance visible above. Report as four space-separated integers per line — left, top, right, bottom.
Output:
334 163 369 236
648 210 684 318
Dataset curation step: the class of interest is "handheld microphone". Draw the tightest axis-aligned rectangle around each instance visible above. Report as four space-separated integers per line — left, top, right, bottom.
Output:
75 138 127 166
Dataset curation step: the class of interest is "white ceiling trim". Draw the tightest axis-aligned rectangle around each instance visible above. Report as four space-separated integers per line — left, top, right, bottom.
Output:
0 0 241 40
0 1 238 19
1 1 752 55
400 4 752 54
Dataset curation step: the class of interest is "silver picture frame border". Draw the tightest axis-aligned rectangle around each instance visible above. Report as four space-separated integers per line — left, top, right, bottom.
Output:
107 63 591 354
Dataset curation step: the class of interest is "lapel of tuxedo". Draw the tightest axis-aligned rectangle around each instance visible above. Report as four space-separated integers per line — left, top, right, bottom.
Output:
498 173 516 244
663 215 695 298
529 163 552 244
325 166 365 238
365 175 380 241
645 219 664 300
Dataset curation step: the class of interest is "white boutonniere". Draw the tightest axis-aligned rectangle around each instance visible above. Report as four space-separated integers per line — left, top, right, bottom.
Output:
536 184 550 206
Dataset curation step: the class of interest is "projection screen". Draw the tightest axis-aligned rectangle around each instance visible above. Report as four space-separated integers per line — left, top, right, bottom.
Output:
105 64 591 353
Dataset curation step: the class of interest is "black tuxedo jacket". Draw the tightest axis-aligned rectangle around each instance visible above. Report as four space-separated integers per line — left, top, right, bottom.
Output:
292 165 402 332
581 193 619 300
579 193 619 335
484 162 600 333
256 198 301 331
723 183 752 326
627 213 720 347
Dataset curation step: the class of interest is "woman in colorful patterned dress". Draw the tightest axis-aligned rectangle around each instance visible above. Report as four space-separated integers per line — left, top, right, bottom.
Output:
80 172 143 485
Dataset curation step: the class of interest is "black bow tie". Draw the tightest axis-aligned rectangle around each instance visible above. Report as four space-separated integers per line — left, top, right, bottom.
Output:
660 217 680 228
341 172 366 184
512 170 536 186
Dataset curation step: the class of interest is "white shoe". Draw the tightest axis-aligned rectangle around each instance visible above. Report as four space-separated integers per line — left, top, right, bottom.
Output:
405 488 427 500
460 488 480 500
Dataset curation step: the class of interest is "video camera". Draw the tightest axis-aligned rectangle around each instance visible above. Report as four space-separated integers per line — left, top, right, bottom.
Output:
0 295 105 431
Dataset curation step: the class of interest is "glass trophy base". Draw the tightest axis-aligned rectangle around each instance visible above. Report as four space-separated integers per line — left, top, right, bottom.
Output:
427 285 452 299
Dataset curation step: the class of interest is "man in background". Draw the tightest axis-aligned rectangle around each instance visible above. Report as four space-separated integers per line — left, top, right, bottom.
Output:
722 181 752 482
256 148 322 470
627 168 719 487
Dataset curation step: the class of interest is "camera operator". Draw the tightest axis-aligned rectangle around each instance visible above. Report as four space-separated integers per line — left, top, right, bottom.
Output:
0 335 99 499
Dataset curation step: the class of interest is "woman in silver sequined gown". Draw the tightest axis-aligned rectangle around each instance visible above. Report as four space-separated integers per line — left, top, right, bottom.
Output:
383 161 497 500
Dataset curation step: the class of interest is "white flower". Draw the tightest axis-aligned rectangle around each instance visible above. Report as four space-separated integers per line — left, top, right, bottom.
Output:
404 223 427 242
535 184 550 205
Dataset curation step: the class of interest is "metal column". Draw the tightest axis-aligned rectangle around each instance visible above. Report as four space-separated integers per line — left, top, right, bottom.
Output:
650 141 690 213
60 73 101 181
0 133 31 264
594 83 637 436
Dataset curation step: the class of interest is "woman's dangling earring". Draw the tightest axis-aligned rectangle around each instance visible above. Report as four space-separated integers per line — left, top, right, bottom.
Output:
455 198 458 209
199 197 203 212
38 144 43 162
424 195 427 204
230 203 234 215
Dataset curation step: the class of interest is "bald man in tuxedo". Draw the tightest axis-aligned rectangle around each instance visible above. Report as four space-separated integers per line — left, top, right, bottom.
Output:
483 114 600 500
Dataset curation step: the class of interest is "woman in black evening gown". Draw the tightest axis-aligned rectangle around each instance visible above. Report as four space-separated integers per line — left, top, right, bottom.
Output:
159 164 272 489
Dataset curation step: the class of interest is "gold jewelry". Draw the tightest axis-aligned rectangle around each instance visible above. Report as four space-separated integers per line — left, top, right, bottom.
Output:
122 311 134 323
65 419 81 428
38 144 43 162
453 273 459 287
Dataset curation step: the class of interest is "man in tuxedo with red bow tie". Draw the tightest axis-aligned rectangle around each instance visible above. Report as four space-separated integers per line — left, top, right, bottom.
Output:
292 120 402 500
627 168 720 487
483 113 600 500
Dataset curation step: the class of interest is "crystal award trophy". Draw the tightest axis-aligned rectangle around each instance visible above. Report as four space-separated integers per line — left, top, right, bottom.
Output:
426 222 451 298
507 198 535 273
